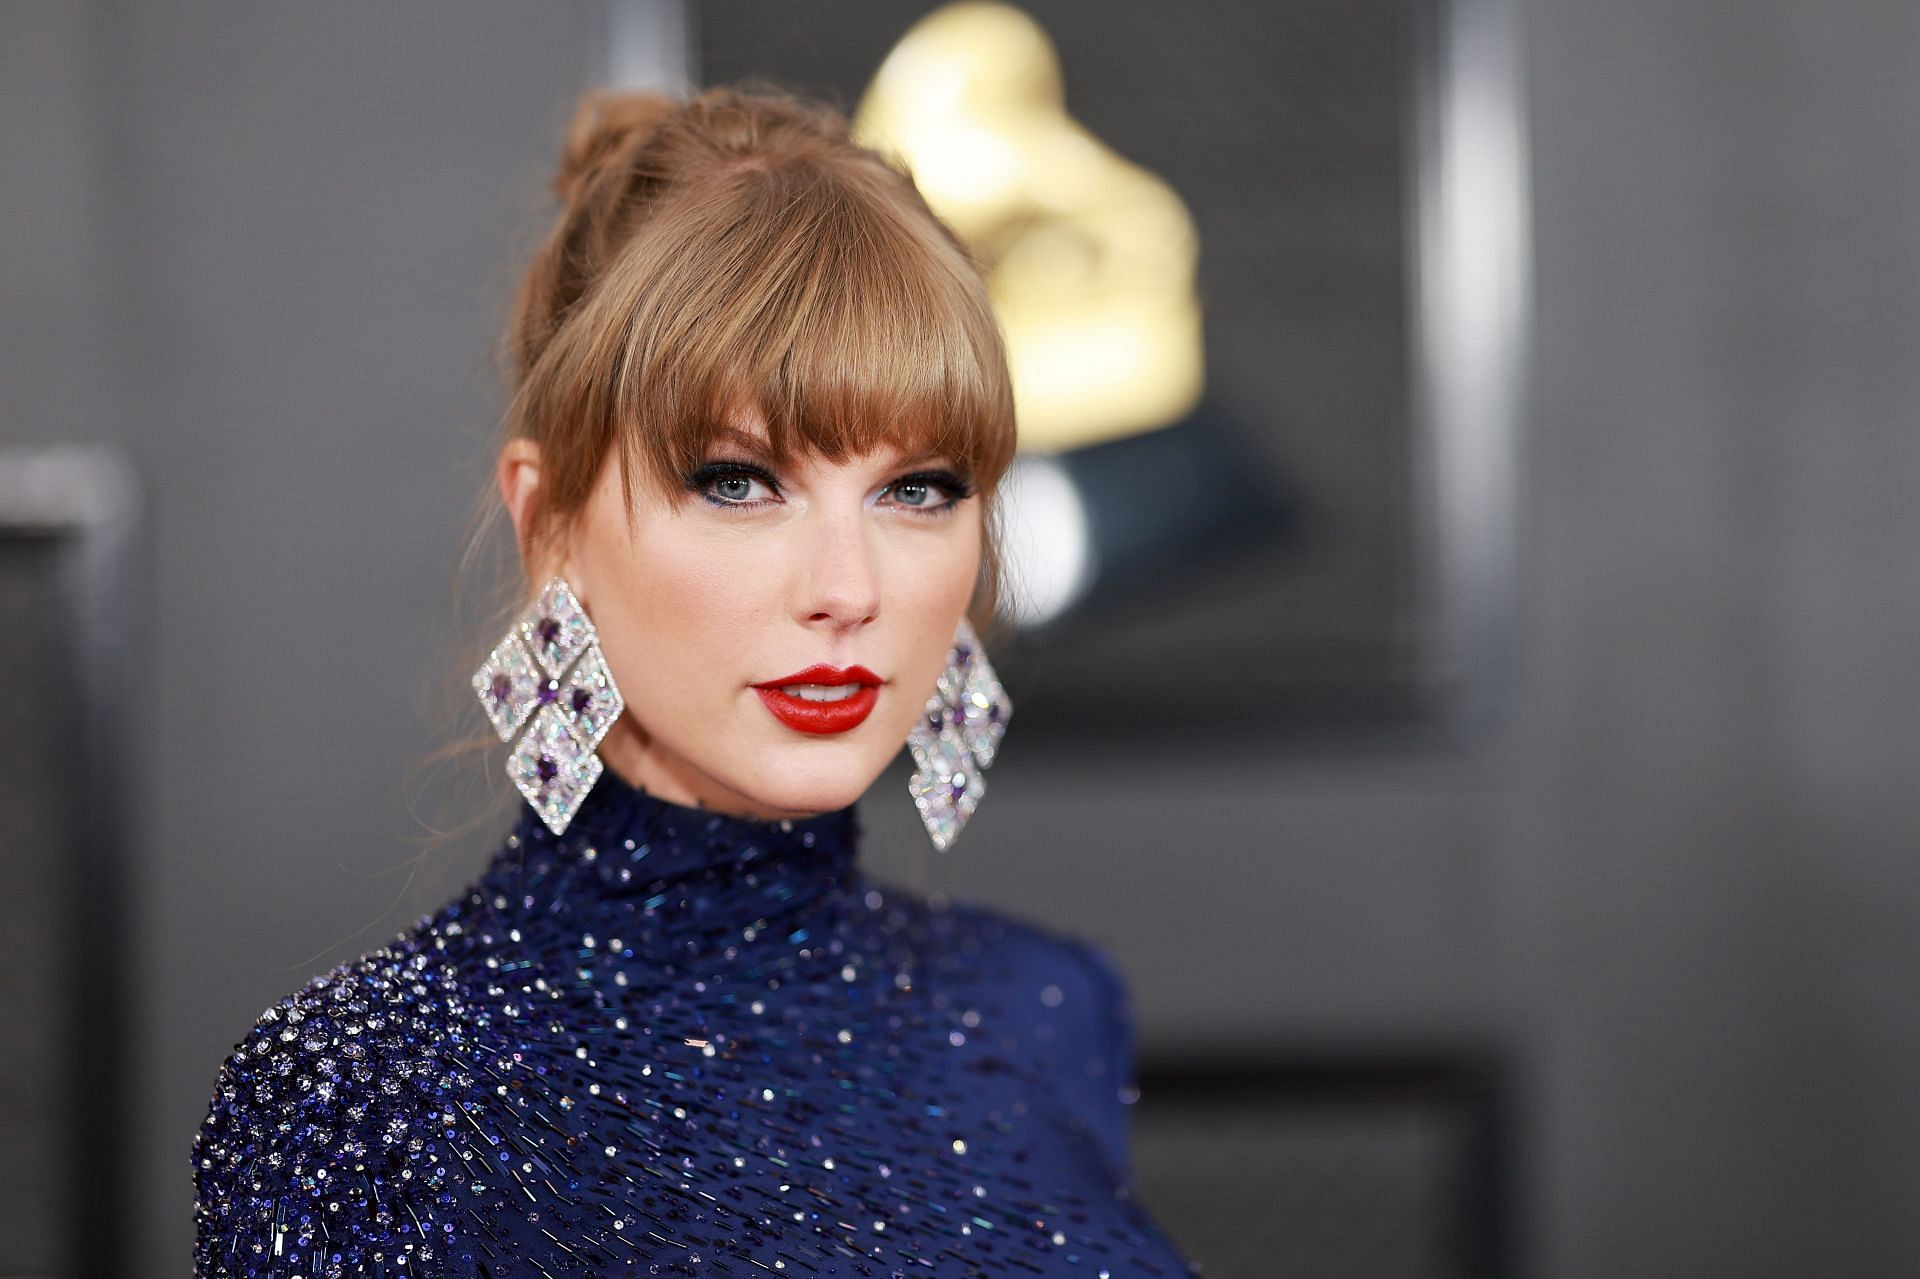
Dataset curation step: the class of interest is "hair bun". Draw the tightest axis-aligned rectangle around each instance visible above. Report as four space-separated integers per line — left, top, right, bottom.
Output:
553 88 680 208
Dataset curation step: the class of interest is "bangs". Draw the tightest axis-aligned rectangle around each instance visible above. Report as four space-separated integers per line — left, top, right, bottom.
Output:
605 163 1017 506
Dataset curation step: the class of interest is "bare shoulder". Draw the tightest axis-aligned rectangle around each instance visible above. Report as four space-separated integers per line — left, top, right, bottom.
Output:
190 936 481 1278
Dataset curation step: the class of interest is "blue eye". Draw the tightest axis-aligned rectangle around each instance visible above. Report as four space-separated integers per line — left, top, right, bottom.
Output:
882 470 975 515
686 461 779 508
712 474 763 502
683 460 976 515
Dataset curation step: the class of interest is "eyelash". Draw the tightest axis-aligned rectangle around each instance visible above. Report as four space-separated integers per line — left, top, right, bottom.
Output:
683 458 976 516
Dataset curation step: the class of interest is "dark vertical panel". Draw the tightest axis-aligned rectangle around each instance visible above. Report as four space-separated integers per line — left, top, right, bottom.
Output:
0 538 77 1277
702 1 1418 729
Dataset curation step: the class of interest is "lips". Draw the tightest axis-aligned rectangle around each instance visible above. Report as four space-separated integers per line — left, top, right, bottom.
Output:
750 664 884 735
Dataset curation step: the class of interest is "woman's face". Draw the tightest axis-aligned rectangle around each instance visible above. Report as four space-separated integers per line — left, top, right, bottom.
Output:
499 411 984 820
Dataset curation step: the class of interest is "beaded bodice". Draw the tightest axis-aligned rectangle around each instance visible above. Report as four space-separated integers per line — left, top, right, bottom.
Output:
190 768 1197 1277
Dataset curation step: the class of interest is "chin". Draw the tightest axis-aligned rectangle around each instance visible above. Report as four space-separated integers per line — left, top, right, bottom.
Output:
736 741 890 818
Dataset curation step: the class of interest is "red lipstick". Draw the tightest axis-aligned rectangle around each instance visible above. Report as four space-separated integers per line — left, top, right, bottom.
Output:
750 664 884 735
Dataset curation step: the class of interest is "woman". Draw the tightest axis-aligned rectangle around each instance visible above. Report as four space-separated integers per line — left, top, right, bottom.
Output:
191 84 1197 1278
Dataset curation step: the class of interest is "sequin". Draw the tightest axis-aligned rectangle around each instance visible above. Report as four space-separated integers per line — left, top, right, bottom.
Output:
191 767 1199 1276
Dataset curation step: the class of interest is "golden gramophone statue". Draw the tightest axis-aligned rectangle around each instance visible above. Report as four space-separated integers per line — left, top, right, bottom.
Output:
853 1 1205 455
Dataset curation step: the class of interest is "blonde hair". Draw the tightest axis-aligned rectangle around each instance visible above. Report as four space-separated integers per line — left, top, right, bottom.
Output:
369 82 1019 909
500 81 1018 622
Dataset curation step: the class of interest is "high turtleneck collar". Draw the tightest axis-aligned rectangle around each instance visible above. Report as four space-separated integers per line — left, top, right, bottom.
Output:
475 765 863 961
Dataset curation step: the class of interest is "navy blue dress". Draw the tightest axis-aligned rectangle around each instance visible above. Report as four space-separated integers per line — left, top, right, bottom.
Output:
191 767 1198 1277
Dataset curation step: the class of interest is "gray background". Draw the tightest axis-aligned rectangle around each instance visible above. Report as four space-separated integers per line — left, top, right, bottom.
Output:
5 1 1920 1275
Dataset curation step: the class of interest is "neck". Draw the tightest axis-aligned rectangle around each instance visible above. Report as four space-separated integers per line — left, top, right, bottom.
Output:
477 763 863 968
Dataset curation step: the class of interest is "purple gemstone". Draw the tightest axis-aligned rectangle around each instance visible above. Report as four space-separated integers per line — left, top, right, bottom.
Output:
535 756 558 783
536 617 562 648
570 687 593 715
536 682 558 704
489 673 512 702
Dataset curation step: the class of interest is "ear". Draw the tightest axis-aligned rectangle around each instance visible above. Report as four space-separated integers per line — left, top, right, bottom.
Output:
497 437 547 575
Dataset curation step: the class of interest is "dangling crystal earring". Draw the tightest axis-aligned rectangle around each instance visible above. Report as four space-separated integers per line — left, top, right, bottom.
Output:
471 575 625 836
906 616 1012 851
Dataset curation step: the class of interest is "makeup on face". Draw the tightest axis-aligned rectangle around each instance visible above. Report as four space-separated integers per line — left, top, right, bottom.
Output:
672 423 975 511
562 413 982 819
749 663 885 734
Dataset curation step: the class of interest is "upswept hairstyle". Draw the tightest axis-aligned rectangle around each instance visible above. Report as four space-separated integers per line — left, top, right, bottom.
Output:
499 81 1019 622
386 82 1017 892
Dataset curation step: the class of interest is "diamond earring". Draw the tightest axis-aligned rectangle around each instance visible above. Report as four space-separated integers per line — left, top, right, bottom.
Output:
906 616 1012 851
471 575 625 836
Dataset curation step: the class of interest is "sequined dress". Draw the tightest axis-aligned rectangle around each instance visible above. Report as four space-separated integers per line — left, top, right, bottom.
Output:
191 767 1198 1277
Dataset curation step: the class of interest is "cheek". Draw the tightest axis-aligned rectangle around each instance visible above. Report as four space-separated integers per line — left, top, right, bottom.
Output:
889 546 974 642
876 523 982 720
581 514 776 714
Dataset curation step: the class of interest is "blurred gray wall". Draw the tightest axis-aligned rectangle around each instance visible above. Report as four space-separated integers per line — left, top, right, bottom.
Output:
1515 4 1920 1274
0 1 613 1266
4 2 1920 1276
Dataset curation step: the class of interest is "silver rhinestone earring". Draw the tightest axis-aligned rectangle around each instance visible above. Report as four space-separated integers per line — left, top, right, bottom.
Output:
906 616 1012 851
471 575 625 836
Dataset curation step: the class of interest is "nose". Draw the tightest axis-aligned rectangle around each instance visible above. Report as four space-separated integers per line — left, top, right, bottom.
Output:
797 503 881 630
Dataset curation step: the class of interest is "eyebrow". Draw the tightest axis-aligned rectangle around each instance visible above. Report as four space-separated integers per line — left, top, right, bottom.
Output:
890 448 954 469
704 424 777 457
